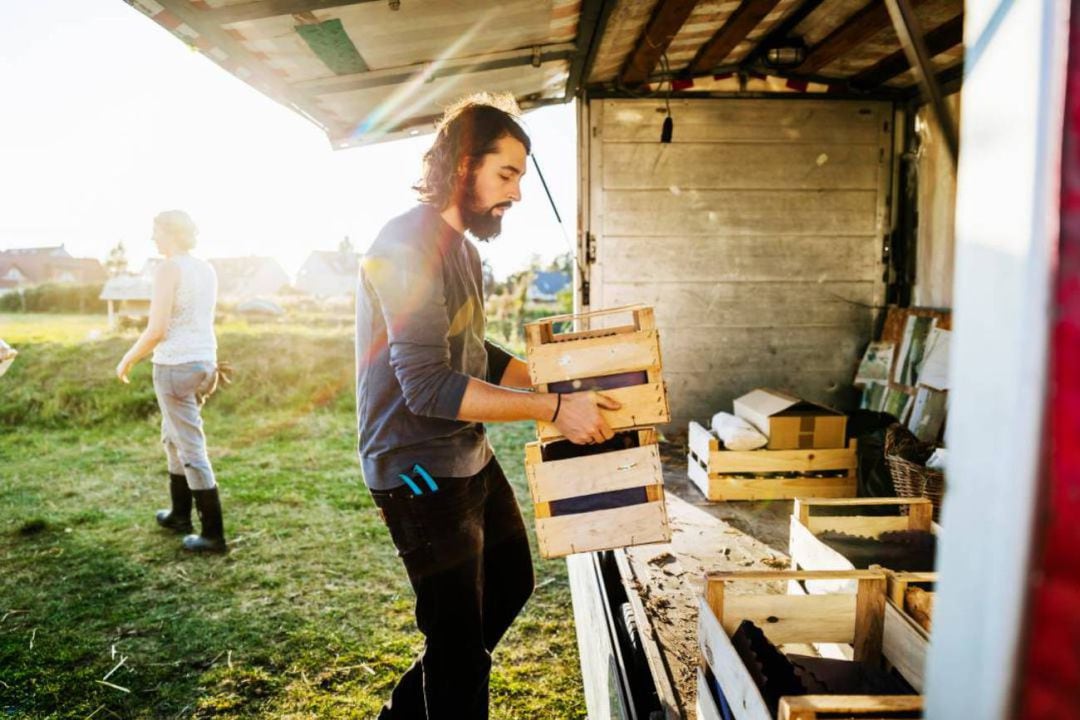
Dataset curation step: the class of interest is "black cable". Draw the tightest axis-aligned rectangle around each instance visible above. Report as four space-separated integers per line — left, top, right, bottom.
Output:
530 154 563 226
529 153 587 292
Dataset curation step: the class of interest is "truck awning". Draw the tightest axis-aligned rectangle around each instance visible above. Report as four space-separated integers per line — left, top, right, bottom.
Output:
127 0 963 148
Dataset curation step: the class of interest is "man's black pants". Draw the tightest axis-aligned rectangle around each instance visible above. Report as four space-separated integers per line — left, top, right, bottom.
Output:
370 458 535 719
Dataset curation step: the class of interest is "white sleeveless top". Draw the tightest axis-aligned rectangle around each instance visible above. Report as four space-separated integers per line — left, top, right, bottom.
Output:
152 254 218 365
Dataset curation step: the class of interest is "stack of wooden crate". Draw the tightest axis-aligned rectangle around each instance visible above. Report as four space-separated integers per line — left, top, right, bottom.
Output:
522 305 673 558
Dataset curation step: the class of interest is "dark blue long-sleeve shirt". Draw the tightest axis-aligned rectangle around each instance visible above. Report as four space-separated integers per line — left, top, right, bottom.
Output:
355 204 513 490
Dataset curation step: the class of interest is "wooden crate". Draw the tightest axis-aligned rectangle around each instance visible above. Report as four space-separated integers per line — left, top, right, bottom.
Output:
687 420 857 501
524 429 671 558
788 498 937 593
782 571 931 693
699 672 923 720
525 304 670 442
786 499 937 689
696 570 924 720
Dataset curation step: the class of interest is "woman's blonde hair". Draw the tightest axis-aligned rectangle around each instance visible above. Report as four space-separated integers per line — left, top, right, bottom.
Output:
154 210 199 251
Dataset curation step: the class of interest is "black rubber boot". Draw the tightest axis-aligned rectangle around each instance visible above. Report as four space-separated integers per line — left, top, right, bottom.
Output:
183 487 227 554
156 473 193 534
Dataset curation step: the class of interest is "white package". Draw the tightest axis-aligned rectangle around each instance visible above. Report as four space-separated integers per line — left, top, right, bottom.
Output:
710 411 768 451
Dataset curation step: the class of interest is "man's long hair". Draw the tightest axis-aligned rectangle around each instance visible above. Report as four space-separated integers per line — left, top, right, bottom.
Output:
414 92 532 209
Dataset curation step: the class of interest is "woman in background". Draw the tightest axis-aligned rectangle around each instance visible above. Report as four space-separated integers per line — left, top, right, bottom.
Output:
116 210 226 554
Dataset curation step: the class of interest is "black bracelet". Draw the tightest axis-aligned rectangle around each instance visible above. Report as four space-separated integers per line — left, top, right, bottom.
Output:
550 393 563 423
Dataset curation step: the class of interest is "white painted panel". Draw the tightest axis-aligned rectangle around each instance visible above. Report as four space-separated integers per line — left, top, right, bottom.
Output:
926 1 1070 718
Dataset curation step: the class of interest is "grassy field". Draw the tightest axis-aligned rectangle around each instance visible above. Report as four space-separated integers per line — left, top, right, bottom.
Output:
0 316 585 718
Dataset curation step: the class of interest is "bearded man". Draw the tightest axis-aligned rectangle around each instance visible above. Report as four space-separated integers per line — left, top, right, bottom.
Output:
355 93 618 719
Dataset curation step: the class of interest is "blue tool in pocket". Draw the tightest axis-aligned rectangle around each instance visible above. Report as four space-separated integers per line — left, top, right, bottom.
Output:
398 464 440 496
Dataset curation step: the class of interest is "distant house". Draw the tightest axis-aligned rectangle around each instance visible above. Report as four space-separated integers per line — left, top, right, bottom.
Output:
526 271 571 304
0 245 106 293
99 273 152 329
208 256 290 301
296 250 359 299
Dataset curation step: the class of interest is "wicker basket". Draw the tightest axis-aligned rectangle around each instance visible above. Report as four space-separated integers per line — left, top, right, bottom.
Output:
884 424 946 521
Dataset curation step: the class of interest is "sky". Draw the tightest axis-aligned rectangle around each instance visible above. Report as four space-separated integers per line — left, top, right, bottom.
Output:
0 1 578 281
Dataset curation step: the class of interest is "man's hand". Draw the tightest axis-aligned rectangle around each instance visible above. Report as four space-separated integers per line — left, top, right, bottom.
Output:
553 391 622 445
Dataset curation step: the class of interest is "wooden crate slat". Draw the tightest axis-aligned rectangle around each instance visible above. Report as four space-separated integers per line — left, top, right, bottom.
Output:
701 473 857 502
688 419 720 457
795 497 935 535
525 303 654 338
535 499 671 558
708 442 858 474
721 593 857 645
796 497 935 507
537 382 670 441
697 595 773 720
527 329 661 384
706 569 885 582
853 575 886 662
806 515 913 536
778 695 924 719
882 600 929 692
688 450 713 497
527 444 662 503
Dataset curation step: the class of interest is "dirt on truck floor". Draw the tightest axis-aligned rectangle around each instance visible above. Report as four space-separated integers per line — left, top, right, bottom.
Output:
621 441 796 717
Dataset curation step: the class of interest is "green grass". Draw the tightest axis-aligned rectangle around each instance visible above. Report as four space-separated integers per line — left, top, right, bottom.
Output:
0 318 585 719
1 313 111 345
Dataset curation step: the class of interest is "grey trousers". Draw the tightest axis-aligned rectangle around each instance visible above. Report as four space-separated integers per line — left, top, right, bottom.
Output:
152 361 218 490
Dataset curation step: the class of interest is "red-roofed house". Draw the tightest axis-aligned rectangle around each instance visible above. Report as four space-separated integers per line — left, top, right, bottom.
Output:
0 246 106 293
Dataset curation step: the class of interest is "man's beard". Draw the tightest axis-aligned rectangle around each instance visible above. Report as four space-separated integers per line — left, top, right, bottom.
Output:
459 177 510 241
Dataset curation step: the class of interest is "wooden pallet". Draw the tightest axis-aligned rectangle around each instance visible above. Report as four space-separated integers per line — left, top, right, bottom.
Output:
687 420 857 501
696 569 924 720
525 305 670 442
524 428 671 558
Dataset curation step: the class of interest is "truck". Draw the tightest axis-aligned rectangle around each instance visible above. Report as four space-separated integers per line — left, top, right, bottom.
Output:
126 0 1079 717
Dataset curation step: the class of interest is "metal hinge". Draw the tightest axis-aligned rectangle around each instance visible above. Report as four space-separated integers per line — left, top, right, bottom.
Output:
585 232 597 264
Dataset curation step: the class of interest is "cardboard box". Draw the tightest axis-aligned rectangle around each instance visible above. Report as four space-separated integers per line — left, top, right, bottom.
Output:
733 388 847 450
